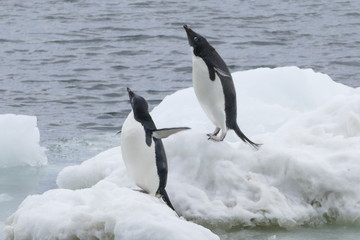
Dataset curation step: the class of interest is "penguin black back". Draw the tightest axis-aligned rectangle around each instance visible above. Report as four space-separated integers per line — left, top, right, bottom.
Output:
183 25 261 149
127 88 157 147
127 88 155 128
125 88 186 211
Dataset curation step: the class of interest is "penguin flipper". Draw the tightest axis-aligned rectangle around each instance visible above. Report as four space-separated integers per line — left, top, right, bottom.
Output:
142 121 157 147
203 52 231 81
145 130 153 146
214 67 231 78
152 127 190 139
205 62 216 80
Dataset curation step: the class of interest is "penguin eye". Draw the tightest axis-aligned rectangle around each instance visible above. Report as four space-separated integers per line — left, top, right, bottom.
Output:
194 36 199 42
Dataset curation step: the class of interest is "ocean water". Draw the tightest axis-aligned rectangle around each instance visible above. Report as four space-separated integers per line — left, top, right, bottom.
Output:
1 0 360 239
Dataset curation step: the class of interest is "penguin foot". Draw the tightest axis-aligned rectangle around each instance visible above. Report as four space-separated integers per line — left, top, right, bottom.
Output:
208 130 226 141
207 127 221 138
208 135 225 141
133 189 149 194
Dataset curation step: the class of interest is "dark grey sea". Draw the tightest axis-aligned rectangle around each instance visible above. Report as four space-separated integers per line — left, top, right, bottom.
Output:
1 0 359 239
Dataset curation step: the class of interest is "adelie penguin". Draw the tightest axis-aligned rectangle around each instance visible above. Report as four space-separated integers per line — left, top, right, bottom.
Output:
183 25 260 149
121 88 189 212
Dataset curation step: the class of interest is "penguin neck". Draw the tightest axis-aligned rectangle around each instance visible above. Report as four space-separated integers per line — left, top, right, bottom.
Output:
193 45 214 58
132 109 156 132
192 53 209 80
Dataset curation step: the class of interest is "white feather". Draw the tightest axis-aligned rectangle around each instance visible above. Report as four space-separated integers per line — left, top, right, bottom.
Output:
192 54 227 131
120 111 159 195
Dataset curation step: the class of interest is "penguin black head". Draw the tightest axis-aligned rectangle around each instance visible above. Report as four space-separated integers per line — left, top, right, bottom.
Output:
183 25 213 57
126 88 151 122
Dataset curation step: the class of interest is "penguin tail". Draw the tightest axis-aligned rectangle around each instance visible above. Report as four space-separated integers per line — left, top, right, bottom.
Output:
158 189 176 211
232 124 261 150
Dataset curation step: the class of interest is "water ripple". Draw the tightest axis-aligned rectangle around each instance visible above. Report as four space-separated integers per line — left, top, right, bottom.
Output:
0 0 359 161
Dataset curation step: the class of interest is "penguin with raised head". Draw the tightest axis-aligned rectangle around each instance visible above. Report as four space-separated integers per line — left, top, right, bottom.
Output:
121 88 189 211
183 25 260 149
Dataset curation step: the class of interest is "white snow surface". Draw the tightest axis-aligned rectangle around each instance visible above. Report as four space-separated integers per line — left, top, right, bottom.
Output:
5 181 217 240
0 114 47 168
5 67 360 239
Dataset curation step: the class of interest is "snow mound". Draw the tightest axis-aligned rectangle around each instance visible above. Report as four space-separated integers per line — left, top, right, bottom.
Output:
56 147 124 190
0 114 47 168
5 177 219 240
5 67 360 239
151 67 360 227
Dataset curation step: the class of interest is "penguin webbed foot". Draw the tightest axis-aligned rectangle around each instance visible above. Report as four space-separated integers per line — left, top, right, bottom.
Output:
133 189 149 194
207 127 221 139
208 131 226 141
208 135 225 141
206 133 216 139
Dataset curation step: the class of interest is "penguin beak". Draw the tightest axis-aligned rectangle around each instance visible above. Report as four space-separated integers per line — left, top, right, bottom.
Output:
127 87 134 98
183 24 198 47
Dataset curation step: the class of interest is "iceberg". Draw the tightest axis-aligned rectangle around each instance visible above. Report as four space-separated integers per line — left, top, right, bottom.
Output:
0 194 12 203
5 67 360 239
0 114 47 168
5 181 218 240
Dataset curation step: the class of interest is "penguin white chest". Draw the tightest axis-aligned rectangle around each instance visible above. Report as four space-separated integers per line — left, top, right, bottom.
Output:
192 54 226 130
120 111 159 195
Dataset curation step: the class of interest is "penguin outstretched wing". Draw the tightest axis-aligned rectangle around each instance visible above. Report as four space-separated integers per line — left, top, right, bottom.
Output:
152 127 190 139
144 127 190 146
